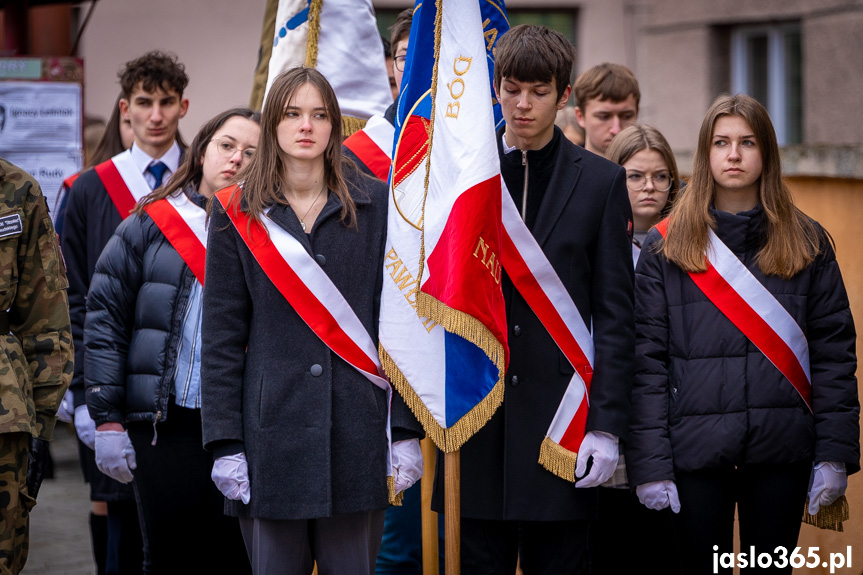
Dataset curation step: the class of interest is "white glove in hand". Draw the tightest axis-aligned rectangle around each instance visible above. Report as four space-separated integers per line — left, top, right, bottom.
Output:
574 431 619 488
74 405 96 451
57 390 74 423
636 480 681 513
95 430 137 483
212 453 251 504
808 462 847 515
391 439 423 495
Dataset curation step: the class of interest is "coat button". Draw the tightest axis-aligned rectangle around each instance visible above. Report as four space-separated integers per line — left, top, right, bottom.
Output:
511 375 519 387
310 364 323 377
513 325 522 336
316 254 326 266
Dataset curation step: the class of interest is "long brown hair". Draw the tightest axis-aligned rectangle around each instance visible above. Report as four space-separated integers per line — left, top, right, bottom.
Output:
606 123 679 222
229 67 357 228
135 107 260 214
662 93 819 279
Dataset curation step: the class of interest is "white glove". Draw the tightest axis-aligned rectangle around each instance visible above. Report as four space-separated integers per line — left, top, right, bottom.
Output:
574 431 619 488
636 480 681 513
212 453 251 504
57 390 74 423
95 430 137 483
391 439 423 495
74 405 96 450
808 462 847 515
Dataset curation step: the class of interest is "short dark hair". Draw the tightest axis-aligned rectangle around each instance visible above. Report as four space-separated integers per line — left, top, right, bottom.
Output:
119 50 189 100
493 24 575 100
574 63 640 111
389 8 414 49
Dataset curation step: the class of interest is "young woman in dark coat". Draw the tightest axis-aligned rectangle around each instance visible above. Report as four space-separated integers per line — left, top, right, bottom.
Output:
84 108 260 574
626 93 859 574
200 67 423 575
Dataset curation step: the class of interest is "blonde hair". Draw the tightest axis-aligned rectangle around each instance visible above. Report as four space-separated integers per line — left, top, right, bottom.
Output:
662 93 820 279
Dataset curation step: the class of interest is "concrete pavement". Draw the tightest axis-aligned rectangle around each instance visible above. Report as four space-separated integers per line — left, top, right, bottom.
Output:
23 422 95 575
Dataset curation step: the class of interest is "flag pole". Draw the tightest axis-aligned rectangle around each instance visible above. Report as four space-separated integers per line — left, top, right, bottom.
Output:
445 449 460 574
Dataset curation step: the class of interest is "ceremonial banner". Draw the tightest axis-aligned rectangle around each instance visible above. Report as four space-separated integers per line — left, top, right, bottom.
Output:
263 0 392 133
379 0 509 452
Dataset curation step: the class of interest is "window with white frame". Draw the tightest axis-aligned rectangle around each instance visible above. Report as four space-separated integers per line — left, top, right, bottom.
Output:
731 23 802 146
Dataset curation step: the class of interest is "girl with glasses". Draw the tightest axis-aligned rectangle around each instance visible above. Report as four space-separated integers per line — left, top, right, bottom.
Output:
84 107 260 574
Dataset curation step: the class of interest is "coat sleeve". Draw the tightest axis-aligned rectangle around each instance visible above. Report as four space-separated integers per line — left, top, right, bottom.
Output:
625 231 675 486
584 165 635 440
83 217 145 426
59 174 90 408
200 205 253 452
806 231 860 474
12 189 73 441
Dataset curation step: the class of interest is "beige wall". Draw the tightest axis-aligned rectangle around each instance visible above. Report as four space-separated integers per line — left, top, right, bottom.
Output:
79 0 265 139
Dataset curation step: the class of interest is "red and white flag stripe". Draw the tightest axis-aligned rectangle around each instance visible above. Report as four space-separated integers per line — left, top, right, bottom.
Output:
655 220 811 410
500 181 595 471
144 192 208 285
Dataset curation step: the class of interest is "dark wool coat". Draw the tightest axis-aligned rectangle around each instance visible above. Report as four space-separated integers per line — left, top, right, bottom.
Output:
201 167 420 520
626 206 860 488
84 187 205 428
432 128 635 521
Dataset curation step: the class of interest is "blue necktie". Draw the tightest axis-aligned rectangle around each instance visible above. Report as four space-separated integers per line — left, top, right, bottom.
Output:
147 161 168 190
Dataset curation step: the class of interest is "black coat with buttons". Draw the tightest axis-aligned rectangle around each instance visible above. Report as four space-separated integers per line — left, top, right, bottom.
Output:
626 206 860 487
200 166 420 520
432 128 635 521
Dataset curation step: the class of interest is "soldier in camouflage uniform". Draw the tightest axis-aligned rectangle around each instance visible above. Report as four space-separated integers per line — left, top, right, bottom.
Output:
0 157 73 575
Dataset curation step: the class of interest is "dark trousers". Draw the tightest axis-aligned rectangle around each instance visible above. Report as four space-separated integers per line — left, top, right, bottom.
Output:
674 462 811 574
127 401 250 575
590 487 680 575
460 517 589 575
239 510 386 575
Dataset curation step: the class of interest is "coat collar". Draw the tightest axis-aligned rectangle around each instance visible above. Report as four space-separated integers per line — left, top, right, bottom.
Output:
531 127 584 247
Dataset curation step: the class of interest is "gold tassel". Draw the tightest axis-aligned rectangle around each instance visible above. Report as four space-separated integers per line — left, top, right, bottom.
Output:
538 436 578 483
388 475 404 506
380 345 505 453
342 116 367 138
304 0 323 68
802 495 849 532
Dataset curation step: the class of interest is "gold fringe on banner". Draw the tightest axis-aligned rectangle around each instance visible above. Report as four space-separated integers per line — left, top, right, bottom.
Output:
380 346 504 453
387 475 405 506
304 0 323 68
538 436 578 483
802 495 849 532
343 116 367 138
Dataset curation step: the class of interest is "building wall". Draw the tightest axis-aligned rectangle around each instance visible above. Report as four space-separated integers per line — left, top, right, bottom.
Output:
78 0 265 139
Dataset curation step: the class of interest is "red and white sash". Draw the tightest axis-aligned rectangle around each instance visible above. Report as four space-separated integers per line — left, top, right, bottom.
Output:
499 181 596 482
215 188 400 499
144 192 208 285
343 114 394 181
95 151 153 219
655 219 812 411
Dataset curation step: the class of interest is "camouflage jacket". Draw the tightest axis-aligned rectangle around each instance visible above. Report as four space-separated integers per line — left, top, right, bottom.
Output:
0 158 73 441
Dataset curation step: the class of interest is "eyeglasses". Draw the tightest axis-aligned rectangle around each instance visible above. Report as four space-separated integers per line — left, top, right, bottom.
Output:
210 137 255 161
393 55 407 72
626 171 673 192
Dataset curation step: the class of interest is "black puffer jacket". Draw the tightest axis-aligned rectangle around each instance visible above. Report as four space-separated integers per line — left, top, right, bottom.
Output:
626 205 860 487
84 187 204 427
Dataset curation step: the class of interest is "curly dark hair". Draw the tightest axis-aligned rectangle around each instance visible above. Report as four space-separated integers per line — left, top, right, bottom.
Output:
119 50 189 99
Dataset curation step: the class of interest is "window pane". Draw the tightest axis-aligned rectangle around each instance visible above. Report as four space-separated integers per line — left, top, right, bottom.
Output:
785 29 803 145
746 33 769 107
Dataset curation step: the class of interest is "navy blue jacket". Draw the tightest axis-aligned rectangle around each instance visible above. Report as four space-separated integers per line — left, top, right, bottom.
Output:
626 205 860 487
84 187 205 428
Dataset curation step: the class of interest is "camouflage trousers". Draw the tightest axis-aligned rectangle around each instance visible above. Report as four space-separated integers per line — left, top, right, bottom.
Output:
0 433 34 575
